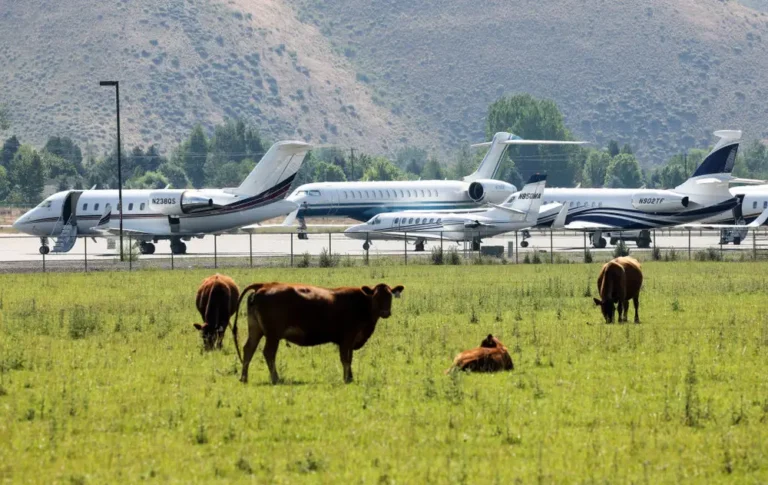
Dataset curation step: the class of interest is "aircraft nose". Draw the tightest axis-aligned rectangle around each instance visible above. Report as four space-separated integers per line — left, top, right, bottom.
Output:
344 224 366 237
12 213 26 230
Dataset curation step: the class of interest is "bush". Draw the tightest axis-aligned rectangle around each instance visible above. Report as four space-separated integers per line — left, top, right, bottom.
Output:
532 252 542 264
446 248 462 265
652 246 661 261
695 248 722 262
584 248 593 263
613 240 631 258
296 252 311 268
318 248 339 268
69 306 100 339
664 248 678 261
430 246 444 265
523 254 531 264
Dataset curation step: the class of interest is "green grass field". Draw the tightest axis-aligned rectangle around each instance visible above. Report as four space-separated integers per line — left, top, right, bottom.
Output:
1 262 767 483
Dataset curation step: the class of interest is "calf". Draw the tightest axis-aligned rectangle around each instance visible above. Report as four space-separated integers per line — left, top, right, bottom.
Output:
445 334 514 373
592 256 643 323
193 274 240 350
232 282 404 384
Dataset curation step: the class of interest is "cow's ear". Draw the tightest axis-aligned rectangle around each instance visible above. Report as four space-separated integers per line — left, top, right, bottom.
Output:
391 285 404 298
361 286 374 295
593 298 602 306
193 323 204 331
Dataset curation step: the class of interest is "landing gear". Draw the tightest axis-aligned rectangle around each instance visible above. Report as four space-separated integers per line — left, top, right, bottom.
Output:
298 232 309 240
597 238 607 248
520 240 529 248
139 242 156 255
415 241 425 252
170 240 187 255
39 237 49 255
363 242 370 251
471 238 481 251
590 231 607 248
519 230 531 248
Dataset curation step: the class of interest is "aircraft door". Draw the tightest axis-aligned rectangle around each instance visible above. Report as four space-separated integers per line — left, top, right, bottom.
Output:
61 191 83 224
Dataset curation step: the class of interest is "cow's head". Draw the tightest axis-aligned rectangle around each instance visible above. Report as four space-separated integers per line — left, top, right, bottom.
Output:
193 322 225 350
480 334 503 349
593 297 615 323
362 283 405 319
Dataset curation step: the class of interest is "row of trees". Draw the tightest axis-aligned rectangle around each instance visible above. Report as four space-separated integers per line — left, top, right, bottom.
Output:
2 96 768 205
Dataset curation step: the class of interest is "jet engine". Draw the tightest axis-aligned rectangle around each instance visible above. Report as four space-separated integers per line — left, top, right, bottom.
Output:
467 179 517 204
148 190 234 215
631 190 689 212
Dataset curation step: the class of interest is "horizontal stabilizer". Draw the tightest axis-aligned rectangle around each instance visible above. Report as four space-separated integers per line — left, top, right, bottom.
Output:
682 208 768 229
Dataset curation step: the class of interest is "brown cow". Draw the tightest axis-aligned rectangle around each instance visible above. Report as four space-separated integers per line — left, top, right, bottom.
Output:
193 274 240 350
445 334 514 374
232 282 404 384
592 256 643 323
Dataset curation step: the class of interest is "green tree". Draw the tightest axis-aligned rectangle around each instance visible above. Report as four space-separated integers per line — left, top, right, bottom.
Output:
620 143 633 155
0 104 10 133
42 151 76 179
43 136 84 175
734 140 768 179
9 145 45 203
448 145 475 180
395 147 428 177
421 156 446 180
362 157 404 181
1 136 20 169
127 171 170 189
604 153 643 188
581 150 611 188
181 124 208 187
607 140 620 158
313 161 347 182
0 165 9 201
158 162 190 189
485 94 578 186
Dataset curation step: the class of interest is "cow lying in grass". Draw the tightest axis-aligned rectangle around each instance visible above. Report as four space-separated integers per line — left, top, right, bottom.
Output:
232 282 404 384
446 334 514 373
193 274 240 350
593 256 643 323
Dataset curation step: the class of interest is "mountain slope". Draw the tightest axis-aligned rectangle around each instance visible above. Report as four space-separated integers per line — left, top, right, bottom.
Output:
0 0 425 154
290 0 768 162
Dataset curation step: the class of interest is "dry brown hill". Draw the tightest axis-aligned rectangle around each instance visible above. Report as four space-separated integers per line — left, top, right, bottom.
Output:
289 0 768 163
0 0 426 154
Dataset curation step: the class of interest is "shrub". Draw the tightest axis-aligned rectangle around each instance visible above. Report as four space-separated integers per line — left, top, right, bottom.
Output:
584 248 593 263
664 248 678 261
652 246 662 261
318 248 339 268
430 246 444 265
532 252 542 264
446 248 462 265
695 247 722 262
613 240 631 258
296 252 311 268
523 254 531 264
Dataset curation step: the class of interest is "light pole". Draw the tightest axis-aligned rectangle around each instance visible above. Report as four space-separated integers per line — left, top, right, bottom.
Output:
99 80 124 261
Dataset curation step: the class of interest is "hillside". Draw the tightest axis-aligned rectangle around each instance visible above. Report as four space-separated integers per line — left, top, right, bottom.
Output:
0 0 426 154
290 0 768 163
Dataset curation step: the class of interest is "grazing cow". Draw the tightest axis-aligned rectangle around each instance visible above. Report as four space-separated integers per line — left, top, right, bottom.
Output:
445 334 514 374
593 256 643 323
193 274 240 350
232 282 404 384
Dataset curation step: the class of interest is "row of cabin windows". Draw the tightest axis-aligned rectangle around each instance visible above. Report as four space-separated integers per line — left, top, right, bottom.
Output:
82 202 146 212
543 200 603 208
753 201 768 209
393 217 442 225
343 189 437 200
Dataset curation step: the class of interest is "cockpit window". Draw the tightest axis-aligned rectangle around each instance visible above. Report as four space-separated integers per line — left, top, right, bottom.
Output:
308 190 321 196
37 200 52 208
394 218 399 224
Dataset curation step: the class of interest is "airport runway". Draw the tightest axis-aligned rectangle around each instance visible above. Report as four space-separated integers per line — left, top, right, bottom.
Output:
1 229 764 272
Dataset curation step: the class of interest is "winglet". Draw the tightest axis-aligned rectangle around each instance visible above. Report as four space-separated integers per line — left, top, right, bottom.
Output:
96 205 112 227
748 208 768 228
552 204 568 229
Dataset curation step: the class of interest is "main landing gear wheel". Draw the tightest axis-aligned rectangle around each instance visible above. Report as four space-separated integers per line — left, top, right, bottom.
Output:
637 239 651 249
520 241 529 248
597 237 607 249
39 246 50 255
415 242 425 252
170 241 187 255
139 242 156 255
298 233 309 240
363 242 370 251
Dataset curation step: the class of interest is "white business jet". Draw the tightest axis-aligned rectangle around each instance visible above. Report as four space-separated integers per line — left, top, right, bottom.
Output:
285 132 586 238
344 174 567 251
13 140 311 255
531 130 746 248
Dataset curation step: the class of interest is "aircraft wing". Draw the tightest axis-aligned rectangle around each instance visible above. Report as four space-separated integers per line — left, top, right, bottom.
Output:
238 223 352 233
551 204 568 229
463 220 496 229
562 220 616 231
680 208 768 229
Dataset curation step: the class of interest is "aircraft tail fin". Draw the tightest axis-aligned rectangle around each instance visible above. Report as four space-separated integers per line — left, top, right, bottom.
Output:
464 132 515 182
689 130 741 179
234 140 311 198
504 173 547 223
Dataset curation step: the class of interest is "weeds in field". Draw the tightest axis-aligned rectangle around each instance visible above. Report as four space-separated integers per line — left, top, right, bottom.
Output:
68 306 99 339
446 247 461 265
665 248 678 261
318 248 339 267
296 251 311 267
430 246 444 265
652 246 661 261
612 240 630 258
584 248 593 263
695 247 722 261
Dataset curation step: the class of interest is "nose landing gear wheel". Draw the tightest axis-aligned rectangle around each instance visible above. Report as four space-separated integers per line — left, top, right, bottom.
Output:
520 241 529 248
39 246 50 255
363 242 370 251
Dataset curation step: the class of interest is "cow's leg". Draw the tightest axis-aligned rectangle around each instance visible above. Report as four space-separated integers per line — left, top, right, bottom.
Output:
619 300 627 322
240 324 264 384
263 337 281 384
339 344 354 383
633 296 640 323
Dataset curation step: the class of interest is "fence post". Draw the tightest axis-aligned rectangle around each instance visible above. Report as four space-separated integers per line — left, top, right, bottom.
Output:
753 229 757 260
720 237 723 260
440 231 443 254
214 235 218 269
515 231 518 264
171 244 174 270
404 232 408 265
583 232 587 262
249 233 253 268
365 232 369 265
42 246 46 273
84 237 87 273
687 229 691 260
329 232 332 256
129 235 132 271
550 229 554 264
290 233 294 267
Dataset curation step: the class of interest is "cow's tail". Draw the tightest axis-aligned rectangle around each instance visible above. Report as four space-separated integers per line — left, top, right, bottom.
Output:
232 283 266 364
